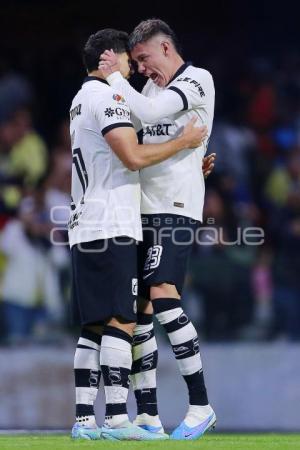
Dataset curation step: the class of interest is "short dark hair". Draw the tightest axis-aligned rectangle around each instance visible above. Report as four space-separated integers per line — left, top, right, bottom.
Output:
83 29 129 72
129 19 182 55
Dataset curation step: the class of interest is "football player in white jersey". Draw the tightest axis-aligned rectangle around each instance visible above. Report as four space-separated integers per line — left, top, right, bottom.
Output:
99 19 216 440
70 28 207 441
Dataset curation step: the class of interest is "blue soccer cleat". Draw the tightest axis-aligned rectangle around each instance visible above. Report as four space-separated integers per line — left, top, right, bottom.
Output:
170 410 216 440
71 422 102 440
101 422 169 440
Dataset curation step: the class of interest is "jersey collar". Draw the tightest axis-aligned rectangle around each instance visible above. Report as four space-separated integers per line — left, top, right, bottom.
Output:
83 76 109 85
166 62 191 86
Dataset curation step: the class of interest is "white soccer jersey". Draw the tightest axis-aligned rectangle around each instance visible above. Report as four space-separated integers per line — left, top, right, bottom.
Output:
107 63 215 221
68 76 142 247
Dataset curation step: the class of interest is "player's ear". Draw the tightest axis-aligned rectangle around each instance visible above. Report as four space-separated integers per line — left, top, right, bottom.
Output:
161 41 169 56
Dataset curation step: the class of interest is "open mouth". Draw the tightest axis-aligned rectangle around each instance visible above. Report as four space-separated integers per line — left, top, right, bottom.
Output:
150 73 159 83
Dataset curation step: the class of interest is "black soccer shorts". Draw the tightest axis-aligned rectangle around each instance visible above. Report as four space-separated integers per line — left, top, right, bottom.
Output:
137 214 198 299
71 237 138 326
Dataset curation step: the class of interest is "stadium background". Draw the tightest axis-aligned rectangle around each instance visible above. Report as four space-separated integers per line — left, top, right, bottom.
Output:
0 0 299 431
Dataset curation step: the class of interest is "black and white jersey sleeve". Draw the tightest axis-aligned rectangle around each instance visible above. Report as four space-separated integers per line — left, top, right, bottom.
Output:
90 90 135 136
167 66 214 112
106 72 185 124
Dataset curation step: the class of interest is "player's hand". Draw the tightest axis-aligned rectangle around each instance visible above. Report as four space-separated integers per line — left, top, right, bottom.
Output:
182 118 207 149
202 153 216 178
98 49 120 78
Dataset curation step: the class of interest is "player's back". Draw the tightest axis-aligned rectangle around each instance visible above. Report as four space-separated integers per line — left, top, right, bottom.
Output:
68 77 142 247
140 64 215 222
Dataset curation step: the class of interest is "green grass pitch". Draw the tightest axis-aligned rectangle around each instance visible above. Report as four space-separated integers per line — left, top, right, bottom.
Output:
1 434 300 450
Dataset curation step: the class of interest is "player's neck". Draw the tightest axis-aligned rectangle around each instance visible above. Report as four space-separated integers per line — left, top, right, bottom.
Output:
88 69 105 80
169 55 185 79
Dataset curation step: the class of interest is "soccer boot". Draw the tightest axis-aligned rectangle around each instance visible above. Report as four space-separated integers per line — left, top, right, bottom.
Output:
133 413 168 437
71 421 102 440
101 421 169 440
170 405 216 440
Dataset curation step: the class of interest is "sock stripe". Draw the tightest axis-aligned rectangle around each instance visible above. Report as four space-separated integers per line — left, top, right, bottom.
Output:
77 344 99 351
106 403 127 416
137 312 153 325
134 388 158 416
75 386 98 404
101 365 131 388
172 336 200 360
74 368 101 388
183 371 208 405
78 337 100 351
133 336 157 359
131 350 158 374
76 404 94 418
104 386 129 403
163 313 191 334
133 328 154 346
177 354 203 376
152 298 180 313
74 348 100 370
104 325 133 345
167 322 196 345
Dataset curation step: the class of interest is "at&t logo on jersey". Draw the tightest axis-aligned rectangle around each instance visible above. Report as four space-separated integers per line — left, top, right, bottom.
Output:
143 123 172 137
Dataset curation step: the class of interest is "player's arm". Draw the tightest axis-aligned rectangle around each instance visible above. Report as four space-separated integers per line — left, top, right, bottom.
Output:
104 119 207 171
99 51 185 123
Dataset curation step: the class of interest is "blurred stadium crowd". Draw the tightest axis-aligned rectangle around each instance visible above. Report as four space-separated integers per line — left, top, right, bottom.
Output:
0 25 300 345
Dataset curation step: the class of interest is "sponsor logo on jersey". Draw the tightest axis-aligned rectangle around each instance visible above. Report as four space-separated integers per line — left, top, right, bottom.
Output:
104 106 130 119
176 77 205 97
143 123 172 137
113 94 125 104
104 107 115 117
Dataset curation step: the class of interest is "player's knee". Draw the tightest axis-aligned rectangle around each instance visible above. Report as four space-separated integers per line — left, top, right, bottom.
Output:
150 283 180 300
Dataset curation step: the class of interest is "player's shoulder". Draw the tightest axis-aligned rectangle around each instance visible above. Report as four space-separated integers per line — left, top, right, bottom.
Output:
175 65 213 84
83 79 113 99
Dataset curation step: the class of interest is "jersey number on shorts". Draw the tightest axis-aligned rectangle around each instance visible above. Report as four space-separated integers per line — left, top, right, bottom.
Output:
144 245 163 271
72 147 89 198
